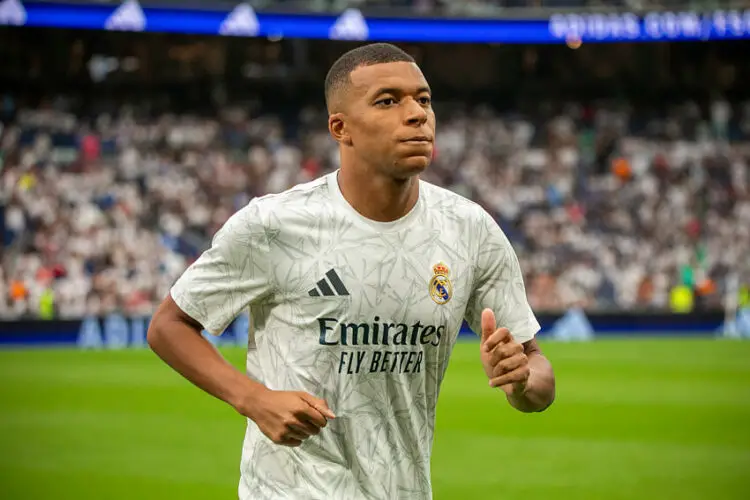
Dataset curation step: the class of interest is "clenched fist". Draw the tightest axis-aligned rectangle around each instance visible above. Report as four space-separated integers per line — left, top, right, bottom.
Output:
480 308 530 396
237 389 336 447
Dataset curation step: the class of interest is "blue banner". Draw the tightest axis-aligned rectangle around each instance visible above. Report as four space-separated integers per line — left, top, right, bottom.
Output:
0 311 728 348
2 1 750 43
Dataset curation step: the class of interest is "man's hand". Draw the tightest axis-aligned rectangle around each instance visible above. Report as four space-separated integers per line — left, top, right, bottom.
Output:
148 297 338 447
480 308 530 397
236 389 336 447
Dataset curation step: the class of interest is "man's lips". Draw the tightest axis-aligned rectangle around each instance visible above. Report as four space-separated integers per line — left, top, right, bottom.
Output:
400 136 432 143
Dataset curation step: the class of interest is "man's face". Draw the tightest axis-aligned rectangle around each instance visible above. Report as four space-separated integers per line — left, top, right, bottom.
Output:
332 61 436 180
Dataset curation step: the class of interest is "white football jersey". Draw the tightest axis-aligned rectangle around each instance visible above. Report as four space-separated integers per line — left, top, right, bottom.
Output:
170 171 540 500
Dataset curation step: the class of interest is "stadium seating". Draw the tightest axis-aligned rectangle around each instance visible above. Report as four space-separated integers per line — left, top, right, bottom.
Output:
2 98 748 318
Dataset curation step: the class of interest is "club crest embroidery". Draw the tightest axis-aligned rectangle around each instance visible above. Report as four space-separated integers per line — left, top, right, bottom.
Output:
429 262 453 305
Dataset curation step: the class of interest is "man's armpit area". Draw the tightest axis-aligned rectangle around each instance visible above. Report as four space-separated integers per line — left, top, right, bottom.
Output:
162 294 206 332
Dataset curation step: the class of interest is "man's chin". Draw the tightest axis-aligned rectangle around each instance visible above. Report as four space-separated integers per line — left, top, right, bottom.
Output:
393 156 431 178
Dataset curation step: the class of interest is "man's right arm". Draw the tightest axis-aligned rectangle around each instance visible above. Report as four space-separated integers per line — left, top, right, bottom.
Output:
147 203 335 446
147 295 335 447
147 295 265 416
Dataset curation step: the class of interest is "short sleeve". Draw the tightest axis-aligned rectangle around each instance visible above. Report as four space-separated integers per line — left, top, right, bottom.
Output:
465 209 540 344
170 201 273 335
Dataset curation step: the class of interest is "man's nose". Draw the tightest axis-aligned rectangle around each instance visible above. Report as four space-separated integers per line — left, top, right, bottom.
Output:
403 98 428 126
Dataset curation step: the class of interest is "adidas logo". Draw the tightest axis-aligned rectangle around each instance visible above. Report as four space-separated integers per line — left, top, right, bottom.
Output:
0 0 27 26
104 0 146 32
329 8 369 41
219 4 259 37
308 269 350 297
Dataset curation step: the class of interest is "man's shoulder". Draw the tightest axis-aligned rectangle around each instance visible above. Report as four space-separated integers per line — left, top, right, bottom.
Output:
226 175 332 234
253 174 331 211
419 179 486 221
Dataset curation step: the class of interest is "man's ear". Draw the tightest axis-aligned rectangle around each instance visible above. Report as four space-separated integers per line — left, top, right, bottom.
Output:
328 113 352 146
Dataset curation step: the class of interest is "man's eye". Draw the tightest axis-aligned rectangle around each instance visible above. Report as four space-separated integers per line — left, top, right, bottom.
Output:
376 98 396 106
419 96 432 105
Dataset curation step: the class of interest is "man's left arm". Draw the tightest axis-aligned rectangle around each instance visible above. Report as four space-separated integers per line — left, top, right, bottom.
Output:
480 310 555 413
507 338 555 413
467 208 555 413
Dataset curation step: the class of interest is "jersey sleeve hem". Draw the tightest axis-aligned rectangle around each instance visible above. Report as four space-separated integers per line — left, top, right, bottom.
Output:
509 317 541 345
169 287 227 336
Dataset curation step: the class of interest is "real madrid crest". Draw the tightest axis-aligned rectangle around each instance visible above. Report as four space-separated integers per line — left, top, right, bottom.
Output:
429 262 453 305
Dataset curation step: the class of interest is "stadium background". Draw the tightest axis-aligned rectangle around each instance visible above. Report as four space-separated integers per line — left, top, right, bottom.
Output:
1 0 749 498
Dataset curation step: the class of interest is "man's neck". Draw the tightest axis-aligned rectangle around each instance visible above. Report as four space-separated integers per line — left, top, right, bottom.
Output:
337 165 419 223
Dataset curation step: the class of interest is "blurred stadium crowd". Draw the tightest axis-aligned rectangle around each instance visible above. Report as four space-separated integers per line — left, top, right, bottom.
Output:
2 2 750 319
2 93 749 319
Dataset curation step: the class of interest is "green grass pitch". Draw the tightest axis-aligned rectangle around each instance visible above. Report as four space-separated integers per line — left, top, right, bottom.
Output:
1 339 749 499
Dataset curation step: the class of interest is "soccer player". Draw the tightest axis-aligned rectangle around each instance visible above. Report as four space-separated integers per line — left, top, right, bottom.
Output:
147 43 555 499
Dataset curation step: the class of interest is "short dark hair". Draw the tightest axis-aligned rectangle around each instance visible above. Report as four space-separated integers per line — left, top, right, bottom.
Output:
324 43 415 113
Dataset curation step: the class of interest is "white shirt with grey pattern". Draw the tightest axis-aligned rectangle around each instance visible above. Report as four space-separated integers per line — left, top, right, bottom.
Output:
170 171 540 500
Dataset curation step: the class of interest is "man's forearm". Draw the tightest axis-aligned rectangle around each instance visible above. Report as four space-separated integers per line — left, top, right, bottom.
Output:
506 352 555 413
147 300 268 412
